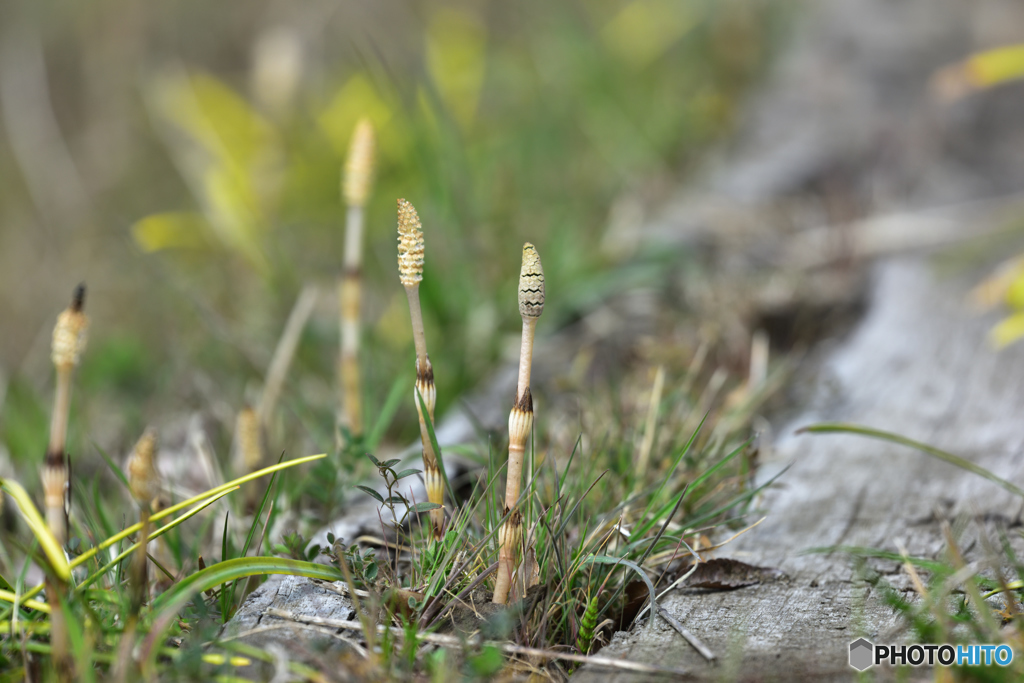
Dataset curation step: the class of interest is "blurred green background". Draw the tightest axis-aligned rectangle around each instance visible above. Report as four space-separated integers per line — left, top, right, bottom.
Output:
0 0 782 483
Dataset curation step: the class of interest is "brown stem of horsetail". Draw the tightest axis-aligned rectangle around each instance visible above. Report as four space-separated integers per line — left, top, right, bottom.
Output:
494 244 544 605
338 120 374 443
338 256 363 440
130 509 151 614
233 406 264 475
338 203 365 441
403 286 430 376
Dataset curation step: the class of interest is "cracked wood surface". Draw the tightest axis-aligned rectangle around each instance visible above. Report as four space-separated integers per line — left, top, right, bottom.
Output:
574 259 1024 681
219 575 357 679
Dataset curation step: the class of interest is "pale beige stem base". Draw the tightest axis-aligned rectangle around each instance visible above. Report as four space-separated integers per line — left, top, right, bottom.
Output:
492 511 522 604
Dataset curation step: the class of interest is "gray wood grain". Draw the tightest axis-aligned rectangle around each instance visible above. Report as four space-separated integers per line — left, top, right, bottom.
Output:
574 259 1024 681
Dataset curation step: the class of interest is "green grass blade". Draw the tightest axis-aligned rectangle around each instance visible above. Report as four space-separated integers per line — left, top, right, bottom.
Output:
242 470 278 558
221 511 231 564
0 589 50 613
633 438 745 539
74 487 237 593
681 463 790 531
801 545 951 575
798 423 1024 499
367 372 410 452
65 453 324 573
641 413 707 520
582 555 658 625
156 453 325 524
0 479 70 581
93 443 130 490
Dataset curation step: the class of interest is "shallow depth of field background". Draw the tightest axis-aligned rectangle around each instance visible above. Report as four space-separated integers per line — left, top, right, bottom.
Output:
0 0 781 491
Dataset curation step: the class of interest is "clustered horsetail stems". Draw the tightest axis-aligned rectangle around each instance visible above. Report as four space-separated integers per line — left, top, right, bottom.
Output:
45 283 88 679
493 243 544 605
396 199 445 538
338 118 376 445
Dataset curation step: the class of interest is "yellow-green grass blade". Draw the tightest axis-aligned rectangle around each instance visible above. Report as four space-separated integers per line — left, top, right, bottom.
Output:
0 479 71 581
74 453 325 570
74 487 238 593
141 558 342 675
19 487 241 604
0 589 50 614
0 619 52 635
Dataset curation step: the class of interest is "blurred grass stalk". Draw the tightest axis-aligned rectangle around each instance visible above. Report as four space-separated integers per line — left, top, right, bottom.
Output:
493 243 544 605
397 199 444 538
44 284 88 680
338 118 375 445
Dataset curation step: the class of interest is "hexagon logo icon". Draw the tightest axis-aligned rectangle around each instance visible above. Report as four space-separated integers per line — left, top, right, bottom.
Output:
849 638 874 671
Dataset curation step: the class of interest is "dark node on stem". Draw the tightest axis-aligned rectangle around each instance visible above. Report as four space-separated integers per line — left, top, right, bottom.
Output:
342 266 362 279
510 508 522 526
67 454 72 511
418 362 434 384
515 386 533 412
45 448 65 468
71 283 86 312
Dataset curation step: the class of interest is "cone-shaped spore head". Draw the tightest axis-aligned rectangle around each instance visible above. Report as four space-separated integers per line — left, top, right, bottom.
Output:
397 199 424 287
343 118 375 207
518 243 544 319
51 284 89 369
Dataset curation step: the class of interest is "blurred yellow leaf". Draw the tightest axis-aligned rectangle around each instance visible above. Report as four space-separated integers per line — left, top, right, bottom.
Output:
153 70 276 168
145 69 279 272
425 8 487 130
970 255 1024 310
966 44 1024 88
416 85 442 139
1006 269 1024 310
132 212 213 252
318 74 395 158
602 0 695 68
991 311 1024 349
203 164 268 271
933 44 1024 102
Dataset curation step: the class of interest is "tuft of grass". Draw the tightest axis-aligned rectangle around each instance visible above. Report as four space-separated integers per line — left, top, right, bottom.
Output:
803 422 1024 681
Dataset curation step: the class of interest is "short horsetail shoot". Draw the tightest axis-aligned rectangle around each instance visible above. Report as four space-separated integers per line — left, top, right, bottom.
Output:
44 283 88 679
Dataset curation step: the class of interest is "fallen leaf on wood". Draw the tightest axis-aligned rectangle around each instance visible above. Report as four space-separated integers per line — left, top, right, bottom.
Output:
686 558 784 590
